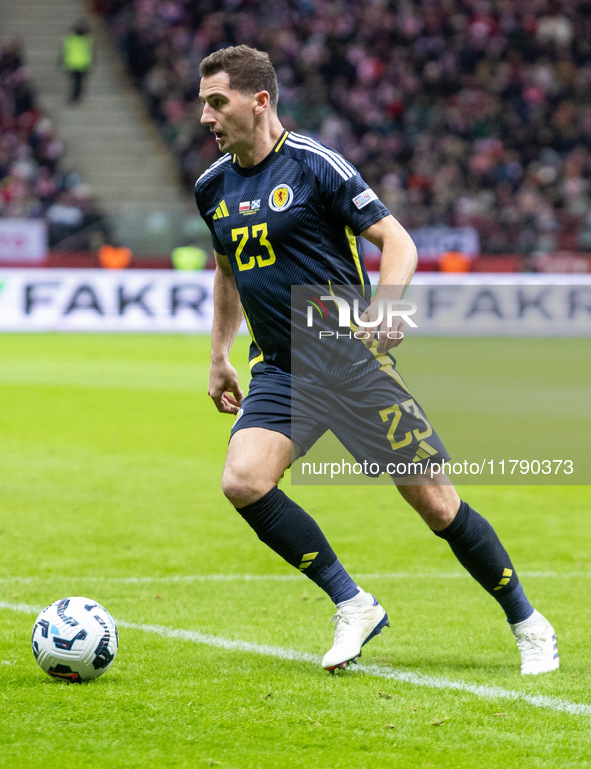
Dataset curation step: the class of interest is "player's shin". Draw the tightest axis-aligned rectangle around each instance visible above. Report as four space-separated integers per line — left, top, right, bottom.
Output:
433 500 534 624
235 486 360 604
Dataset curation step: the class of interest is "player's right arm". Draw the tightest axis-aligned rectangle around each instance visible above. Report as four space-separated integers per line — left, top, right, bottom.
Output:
208 251 245 414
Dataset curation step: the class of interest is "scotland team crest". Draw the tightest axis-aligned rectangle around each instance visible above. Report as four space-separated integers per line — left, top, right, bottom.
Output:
269 184 294 212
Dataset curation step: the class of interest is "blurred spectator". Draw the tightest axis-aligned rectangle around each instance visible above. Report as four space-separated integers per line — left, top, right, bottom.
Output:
98 242 132 268
46 190 85 243
171 242 208 270
96 0 591 257
0 40 110 250
46 186 109 249
61 20 95 104
439 250 472 273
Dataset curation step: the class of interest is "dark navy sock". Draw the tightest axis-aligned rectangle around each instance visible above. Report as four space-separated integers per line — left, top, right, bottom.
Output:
434 500 533 624
236 486 359 604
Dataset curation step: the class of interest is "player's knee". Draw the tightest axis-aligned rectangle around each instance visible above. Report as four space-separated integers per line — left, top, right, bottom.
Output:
420 499 457 531
398 483 459 530
221 468 269 509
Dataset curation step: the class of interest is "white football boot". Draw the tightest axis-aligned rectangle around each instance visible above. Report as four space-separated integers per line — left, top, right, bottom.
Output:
510 609 559 675
322 593 389 671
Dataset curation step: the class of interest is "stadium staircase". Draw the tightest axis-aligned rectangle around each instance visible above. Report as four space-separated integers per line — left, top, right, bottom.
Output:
0 0 193 252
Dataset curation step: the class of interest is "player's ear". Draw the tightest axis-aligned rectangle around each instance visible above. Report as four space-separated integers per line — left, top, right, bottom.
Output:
253 90 270 115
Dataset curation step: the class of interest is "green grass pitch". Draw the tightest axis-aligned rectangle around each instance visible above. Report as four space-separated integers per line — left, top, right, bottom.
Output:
0 332 590 769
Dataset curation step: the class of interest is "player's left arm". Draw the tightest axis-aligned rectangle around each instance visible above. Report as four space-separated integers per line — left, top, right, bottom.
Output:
359 214 418 352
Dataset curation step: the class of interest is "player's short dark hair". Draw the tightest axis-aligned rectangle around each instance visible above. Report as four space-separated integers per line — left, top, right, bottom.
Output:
199 45 278 108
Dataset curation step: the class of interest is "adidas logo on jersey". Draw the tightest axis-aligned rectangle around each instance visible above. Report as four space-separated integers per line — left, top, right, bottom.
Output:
213 200 229 220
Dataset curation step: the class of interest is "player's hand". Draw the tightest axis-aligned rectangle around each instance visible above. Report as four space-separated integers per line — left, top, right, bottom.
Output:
208 360 244 414
359 299 405 353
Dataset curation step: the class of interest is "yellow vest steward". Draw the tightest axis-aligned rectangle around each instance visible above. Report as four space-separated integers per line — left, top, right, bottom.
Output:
63 34 93 72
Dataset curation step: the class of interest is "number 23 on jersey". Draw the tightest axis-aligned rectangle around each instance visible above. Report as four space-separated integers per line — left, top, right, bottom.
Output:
231 223 276 271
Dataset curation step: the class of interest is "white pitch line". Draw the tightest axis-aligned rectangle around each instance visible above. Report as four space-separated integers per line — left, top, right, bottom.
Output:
2 599 590 718
0 571 590 585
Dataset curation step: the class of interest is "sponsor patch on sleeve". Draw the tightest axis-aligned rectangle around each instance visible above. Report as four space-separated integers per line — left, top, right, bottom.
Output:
352 188 378 210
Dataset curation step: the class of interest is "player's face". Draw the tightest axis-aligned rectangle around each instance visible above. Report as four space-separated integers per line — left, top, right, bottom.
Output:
199 72 257 156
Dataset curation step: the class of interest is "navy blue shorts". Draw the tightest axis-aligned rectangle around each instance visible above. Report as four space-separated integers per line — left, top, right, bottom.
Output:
231 365 449 477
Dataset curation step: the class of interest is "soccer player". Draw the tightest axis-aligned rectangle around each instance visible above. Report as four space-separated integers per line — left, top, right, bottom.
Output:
194 45 559 675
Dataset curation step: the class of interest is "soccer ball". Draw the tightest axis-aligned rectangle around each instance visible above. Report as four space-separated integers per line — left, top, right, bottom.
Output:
31 596 118 683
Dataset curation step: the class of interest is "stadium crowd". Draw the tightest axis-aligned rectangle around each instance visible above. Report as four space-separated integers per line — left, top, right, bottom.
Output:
0 40 108 249
95 0 591 256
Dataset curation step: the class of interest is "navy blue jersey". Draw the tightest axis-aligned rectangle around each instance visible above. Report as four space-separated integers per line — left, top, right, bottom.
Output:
194 130 391 382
